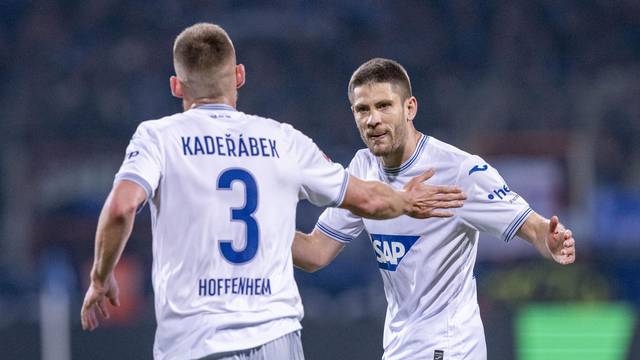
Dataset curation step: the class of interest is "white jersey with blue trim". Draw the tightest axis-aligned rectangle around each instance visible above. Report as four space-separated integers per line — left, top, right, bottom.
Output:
114 104 349 360
316 135 531 360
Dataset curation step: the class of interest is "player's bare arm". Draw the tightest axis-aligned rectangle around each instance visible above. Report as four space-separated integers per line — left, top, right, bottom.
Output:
293 229 345 272
81 180 146 331
341 169 466 220
293 169 466 272
516 212 576 265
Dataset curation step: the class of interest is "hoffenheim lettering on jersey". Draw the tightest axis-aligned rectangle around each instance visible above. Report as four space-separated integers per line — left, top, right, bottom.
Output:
114 104 348 359
181 134 280 158
370 234 420 271
198 277 271 296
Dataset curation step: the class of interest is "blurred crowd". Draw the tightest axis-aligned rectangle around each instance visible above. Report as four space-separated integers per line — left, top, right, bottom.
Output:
0 0 639 325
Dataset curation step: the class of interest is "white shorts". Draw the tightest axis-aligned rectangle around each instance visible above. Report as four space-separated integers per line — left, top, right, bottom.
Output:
198 331 304 360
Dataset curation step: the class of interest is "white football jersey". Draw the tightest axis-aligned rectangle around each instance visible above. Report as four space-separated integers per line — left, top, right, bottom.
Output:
317 135 531 360
114 104 349 360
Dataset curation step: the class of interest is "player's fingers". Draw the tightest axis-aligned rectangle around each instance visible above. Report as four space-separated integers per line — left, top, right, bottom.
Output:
80 297 94 330
549 216 559 234
562 253 575 265
427 209 455 218
432 185 464 194
96 299 110 319
431 200 464 209
81 309 88 330
430 192 467 201
404 169 435 190
563 238 575 248
561 246 574 256
413 168 435 184
84 307 96 331
91 309 100 330
563 229 573 240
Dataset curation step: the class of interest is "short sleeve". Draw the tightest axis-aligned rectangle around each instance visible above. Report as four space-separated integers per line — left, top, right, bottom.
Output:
287 125 349 207
114 122 163 202
314 155 366 244
316 207 365 244
456 156 532 242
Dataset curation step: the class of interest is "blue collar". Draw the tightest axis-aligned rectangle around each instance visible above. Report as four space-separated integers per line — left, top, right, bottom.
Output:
379 134 429 176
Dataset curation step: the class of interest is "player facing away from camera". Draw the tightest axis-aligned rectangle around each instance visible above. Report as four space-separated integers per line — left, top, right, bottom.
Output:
293 58 577 360
79 25 467 360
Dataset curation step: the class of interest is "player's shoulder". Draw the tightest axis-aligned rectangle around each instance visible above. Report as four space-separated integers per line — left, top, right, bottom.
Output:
136 112 187 132
426 136 474 160
128 113 185 141
425 137 490 181
240 111 285 129
345 148 376 174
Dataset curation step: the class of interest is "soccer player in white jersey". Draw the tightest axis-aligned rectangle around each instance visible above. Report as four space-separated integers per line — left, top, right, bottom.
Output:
79 25 467 360
293 58 576 360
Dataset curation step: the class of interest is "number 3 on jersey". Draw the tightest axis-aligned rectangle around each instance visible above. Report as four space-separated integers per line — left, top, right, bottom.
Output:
217 168 259 264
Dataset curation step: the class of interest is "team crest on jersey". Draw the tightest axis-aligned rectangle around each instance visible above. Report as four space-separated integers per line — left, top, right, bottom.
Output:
369 234 420 271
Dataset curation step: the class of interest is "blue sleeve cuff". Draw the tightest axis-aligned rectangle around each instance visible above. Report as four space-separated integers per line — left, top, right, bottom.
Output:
114 173 153 213
328 171 350 207
503 207 533 243
315 222 354 244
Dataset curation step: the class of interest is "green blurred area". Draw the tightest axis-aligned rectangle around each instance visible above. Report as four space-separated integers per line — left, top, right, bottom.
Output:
516 303 636 360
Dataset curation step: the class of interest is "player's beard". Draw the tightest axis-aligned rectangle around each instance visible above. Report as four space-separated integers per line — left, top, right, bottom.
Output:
361 121 408 159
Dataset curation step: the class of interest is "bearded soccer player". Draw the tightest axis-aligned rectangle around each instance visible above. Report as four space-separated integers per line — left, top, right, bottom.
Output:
79 25 466 359
293 58 576 360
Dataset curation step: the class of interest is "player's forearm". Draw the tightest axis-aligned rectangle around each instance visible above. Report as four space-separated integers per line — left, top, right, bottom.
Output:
342 177 407 220
91 198 137 284
292 231 319 272
516 212 552 260
292 229 344 272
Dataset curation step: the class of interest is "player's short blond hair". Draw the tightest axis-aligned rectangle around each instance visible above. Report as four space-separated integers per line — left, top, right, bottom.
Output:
348 58 412 103
173 23 236 98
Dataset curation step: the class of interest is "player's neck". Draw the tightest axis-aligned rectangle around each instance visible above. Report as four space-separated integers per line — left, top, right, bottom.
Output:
184 95 237 111
380 131 422 169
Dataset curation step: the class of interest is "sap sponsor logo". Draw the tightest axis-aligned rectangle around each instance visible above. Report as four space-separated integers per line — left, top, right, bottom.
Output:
468 164 488 175
370 234 420 271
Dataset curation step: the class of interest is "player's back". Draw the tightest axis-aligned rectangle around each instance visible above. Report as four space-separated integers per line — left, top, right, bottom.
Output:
116 104 347 359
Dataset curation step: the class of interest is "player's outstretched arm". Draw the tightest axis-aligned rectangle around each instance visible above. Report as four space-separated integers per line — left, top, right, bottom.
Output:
340 169 466 220
81 180 146 331
293 229 345 272
516 212 576 265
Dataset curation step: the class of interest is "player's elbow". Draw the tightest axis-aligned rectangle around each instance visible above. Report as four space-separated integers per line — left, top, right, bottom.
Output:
293 249 333 273
106 197 139 221
295 257 329 273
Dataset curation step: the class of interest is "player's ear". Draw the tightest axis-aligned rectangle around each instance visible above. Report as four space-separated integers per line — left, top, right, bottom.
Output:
235 64 246 89
406 96 417 121
170 76 184 98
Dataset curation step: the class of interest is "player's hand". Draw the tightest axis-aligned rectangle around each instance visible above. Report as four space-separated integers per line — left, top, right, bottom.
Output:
546 216 576 265
403 169 466 218
81 273 120 331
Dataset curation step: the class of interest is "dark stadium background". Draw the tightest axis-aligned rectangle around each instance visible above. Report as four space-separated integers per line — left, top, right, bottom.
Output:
1 1 639 359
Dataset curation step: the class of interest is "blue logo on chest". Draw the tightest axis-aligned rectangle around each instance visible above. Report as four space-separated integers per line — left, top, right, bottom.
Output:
369 234 420 271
